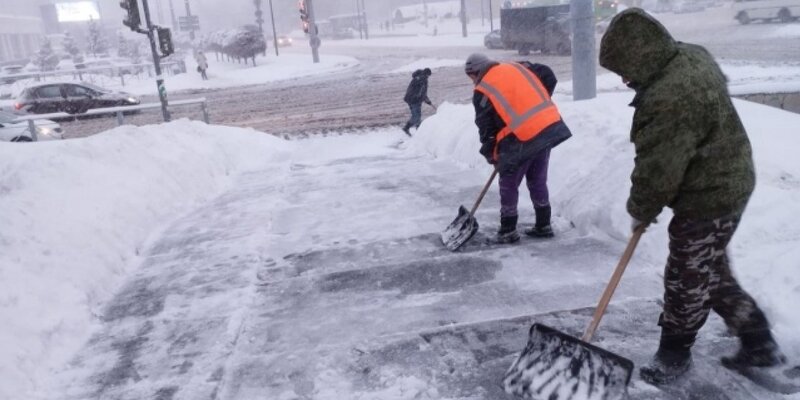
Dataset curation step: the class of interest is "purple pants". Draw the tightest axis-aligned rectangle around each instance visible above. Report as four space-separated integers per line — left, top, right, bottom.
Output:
499 149 550 218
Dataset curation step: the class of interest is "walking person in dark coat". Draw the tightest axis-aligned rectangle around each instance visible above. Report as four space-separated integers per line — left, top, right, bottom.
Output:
464 53 572 243
599 8 786 385
402 68 433 136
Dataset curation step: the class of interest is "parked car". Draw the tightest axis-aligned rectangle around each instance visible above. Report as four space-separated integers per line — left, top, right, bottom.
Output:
276 35 293 47
75 58 136 76
484 30 504 49
673 0 706 13
734 0 799 23
0 110 63 142
1 64 32 84
14 82 140 115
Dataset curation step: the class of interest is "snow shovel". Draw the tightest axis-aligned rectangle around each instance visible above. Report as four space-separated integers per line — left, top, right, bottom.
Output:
441 168 498 251
503 227 645 400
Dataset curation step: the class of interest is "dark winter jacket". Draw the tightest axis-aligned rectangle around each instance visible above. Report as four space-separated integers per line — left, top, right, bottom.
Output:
472 61 572 175
404 69 432 105
599 8 754 222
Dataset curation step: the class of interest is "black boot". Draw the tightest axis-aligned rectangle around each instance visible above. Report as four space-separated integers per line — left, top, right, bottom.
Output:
402 123 411 136
640 329 695 385
722 329 787 368
525 206 554 238
495 215 520 244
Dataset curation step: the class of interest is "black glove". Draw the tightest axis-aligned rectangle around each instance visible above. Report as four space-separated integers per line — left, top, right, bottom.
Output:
479 141 496 164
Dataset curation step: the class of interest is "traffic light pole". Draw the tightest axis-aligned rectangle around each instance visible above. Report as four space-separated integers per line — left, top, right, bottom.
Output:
142 0 171 121
306 0 320 63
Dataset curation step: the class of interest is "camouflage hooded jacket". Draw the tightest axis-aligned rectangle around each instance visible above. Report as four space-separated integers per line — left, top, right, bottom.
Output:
599 8 755 222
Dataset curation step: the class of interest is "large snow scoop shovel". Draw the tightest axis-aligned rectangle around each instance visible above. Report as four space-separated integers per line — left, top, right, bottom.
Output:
441 168 498 251
503 227 645 400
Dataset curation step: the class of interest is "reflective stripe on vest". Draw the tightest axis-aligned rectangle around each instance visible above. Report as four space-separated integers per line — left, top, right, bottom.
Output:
475 63 562 144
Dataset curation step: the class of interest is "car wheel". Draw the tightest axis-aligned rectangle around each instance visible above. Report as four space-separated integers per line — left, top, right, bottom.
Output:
11 136 33 142
737 11 750 24
778 8 792 23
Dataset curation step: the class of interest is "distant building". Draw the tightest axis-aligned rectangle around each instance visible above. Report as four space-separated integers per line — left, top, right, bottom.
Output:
393 1 463 24
0 1 46 62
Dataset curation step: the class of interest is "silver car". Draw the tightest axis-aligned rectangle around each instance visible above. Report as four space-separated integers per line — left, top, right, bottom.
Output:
0 110 63 142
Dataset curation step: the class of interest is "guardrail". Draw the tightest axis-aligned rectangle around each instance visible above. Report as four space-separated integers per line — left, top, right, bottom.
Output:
0 61 185 87
12 97 209 141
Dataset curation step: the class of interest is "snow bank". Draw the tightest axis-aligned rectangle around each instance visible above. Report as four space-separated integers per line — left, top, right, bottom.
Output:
0 53 360 99
0 120 291 399
408 92 800 356
388 58 465 74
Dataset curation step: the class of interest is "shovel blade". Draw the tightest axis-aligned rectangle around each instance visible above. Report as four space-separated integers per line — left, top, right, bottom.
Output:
441 205 479 251
504 324 633 400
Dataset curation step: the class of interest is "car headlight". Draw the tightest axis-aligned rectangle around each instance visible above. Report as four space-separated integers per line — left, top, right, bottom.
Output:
127 97 138 103
36 126 53 136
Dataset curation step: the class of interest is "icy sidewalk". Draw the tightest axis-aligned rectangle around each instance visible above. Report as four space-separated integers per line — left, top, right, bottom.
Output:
48 139 781 400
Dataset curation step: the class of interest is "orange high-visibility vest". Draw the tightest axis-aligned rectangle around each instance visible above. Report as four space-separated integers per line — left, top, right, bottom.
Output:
475 63 562 148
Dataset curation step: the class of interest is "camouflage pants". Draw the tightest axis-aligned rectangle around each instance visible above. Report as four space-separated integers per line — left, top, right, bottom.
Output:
660 215 769 345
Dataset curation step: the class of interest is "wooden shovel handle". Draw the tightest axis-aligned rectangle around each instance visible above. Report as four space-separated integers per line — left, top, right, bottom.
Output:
581 226 645 342
469 168 499 217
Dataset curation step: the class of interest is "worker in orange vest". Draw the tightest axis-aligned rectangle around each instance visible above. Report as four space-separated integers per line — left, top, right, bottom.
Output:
464 53 572 243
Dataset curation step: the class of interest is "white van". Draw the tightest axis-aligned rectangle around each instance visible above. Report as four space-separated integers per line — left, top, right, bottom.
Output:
733 0 800 24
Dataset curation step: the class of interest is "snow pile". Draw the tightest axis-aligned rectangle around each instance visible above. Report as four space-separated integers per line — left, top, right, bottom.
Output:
0 53 360 99
409 92 800 355
388 58 465 74
0 120 291 399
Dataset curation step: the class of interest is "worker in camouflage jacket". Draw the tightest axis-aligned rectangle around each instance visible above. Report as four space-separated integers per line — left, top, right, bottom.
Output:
599 8 786 385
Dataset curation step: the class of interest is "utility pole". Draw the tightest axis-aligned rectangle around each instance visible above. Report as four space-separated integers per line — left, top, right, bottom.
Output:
571 0 596 100
361 0 368 40
183 0 194 40
423 0 428 28
168 0 177 29
460 0 467 37
268 0 279 56
306 0 320 63
144 0 171 121
489 0 493 31
355 0 363 39
481 0 485 26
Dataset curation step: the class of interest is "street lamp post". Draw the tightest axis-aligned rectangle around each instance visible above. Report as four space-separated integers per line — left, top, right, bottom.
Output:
489 0 494 31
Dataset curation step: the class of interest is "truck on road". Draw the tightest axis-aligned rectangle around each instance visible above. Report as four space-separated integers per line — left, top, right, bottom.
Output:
500 3 572 56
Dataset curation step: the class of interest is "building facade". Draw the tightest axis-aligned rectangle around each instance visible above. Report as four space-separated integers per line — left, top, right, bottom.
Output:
0 1 47 63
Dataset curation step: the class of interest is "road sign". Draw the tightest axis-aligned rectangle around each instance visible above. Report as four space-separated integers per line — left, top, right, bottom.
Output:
178 15 200 31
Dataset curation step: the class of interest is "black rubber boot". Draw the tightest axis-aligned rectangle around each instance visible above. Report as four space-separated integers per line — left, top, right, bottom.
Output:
640 329 696 385
525 206 554 238
722 329 787 368
495 215 520 244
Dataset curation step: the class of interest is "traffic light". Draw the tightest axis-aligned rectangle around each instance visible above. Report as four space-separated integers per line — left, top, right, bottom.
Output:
156 27 174 56
299 0 309 32
119 0 141 31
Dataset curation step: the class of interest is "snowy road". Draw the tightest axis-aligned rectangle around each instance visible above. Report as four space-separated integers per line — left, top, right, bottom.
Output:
58 6 800 139
48 133 788 400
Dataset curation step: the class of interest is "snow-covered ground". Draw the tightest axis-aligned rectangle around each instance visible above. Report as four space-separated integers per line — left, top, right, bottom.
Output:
0 53 359 101
2 86 799 398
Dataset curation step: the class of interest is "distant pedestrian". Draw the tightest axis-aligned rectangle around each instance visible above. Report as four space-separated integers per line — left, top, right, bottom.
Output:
195 50 209 80
402 68 434 136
